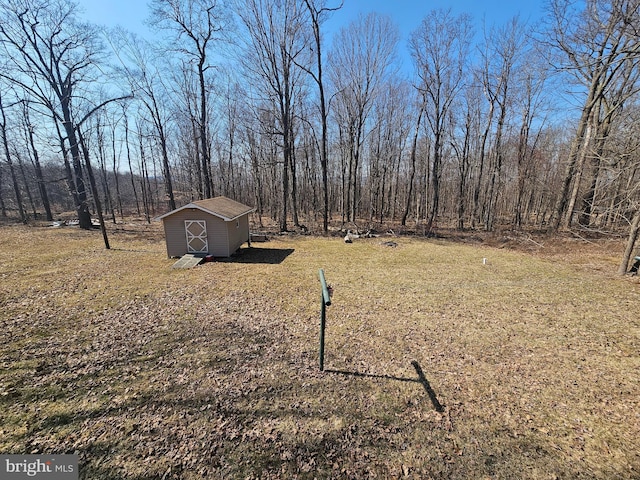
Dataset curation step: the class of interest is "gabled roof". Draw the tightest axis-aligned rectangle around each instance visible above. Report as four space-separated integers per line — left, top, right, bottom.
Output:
156 196 255 221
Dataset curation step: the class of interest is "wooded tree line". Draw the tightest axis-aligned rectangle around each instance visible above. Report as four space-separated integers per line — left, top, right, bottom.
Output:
1 0 640 270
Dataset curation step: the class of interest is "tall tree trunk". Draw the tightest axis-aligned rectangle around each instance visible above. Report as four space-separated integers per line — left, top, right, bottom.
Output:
227 116 235 198
191 115 203 199
290 141 300 228
345 131 353 223
485 95 508 232
97 121 115 223
580 106 613 227
24 104 53 221
150 141 161 214
579 155 601 227
303 0 339 233
124 113 141 216
281 143 290 232
426 130 441 235
552 88 599 230
54 119 80 210
111 126 123 221
61 98 91 229
318 69 329 232
472 102 494 228
137 122 151 223
158 132 175 211
402 103 424 226
515 101 532 229
17 153 37 218
618 208 640 275
78 129 110 249
0 94 26 223
563 108 597 229
247 131 264 227
350 116 365 224
198 59 212 199
0 157 6 217
455 112 471 231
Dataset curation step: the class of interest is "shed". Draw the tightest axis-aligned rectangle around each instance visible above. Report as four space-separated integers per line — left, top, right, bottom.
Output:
157 196 254 258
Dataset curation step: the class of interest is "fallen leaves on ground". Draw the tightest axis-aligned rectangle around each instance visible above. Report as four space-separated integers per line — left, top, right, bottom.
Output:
1 224 639 479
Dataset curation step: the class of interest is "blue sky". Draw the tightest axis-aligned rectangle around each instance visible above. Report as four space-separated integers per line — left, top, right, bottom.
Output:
326 0 544 33
77 0 545 42
76 0 548 78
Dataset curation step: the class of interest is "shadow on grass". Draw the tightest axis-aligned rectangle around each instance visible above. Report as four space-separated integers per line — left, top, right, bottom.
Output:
109 247 159 254
325 360 444 412
108 246 295 263
225 247 295 264
411 360 445 413
5 302 455 478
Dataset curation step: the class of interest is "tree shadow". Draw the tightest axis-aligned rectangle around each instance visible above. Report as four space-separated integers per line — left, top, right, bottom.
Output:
224 247 295 264
325 360 444 412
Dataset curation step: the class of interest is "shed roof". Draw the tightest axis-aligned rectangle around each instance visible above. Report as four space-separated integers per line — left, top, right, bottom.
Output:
156 196 254 221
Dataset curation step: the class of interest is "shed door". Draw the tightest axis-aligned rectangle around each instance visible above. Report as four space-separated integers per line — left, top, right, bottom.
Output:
185 220 208 254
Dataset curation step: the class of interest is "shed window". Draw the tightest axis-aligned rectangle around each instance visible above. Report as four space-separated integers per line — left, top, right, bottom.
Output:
236 220 240 228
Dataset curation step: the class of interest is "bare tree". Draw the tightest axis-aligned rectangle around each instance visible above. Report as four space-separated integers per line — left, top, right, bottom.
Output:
237 0 310 231
588 100 640 272
0 88 26 222
578 60 640 226
77 126 110 248
479 17 529 230
301 0 342 232
150 0 228 200
410 9 473 234
513 51 550 229
619 207 640 274
451 83 481 230
0 0 105 229
363 78 410 226
213 74 243 199
401 92 425 227
21 100 53 221
93 114 115 222
111 30 176 211
15 149 36 217
545 0 640 230
122 109 141 216
135 116 153 223
174 61 204 199
330 12 399 224
615 114 640 273
0 155 5 217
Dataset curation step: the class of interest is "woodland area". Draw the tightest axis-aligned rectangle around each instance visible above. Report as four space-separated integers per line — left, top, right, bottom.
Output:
1 0 640 271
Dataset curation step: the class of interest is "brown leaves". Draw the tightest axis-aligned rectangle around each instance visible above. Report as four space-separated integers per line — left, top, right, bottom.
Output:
1 226 639 478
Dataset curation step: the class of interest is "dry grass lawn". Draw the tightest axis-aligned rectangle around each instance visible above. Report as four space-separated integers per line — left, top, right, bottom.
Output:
0 222 639 479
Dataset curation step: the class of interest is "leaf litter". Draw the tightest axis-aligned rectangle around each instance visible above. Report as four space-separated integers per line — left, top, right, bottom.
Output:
0 224 639 479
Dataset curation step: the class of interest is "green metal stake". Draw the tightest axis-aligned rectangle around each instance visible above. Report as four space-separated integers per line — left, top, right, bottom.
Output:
318 269 331 371
319 298 326 371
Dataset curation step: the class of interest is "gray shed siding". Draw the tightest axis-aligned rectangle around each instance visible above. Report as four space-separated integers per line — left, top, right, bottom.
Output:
227 214 250 254
162 208 233 258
